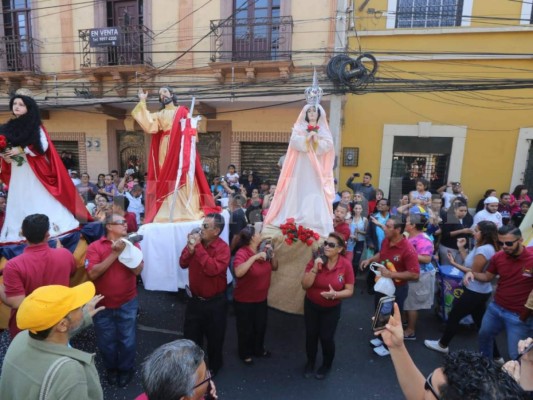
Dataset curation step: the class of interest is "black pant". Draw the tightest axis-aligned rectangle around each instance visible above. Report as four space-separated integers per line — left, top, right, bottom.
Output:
184 295 227 373
234 299 268 359
352 241 365 276
304 297 341 368
440 287 501 357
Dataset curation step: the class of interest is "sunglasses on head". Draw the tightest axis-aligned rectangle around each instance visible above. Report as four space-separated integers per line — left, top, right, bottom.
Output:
424 371 441 400
109 220 127 225
323 241 339 249
497 238 519 247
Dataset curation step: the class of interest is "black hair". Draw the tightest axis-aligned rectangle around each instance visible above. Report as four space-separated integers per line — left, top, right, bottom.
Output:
498 225 521 238
29 326 53 341
113 195 129 211
22 214 50 244
304 106 321 123
415 178 429 190
327 231 346 255
512 184 527 199
520 200 531 207
476 220 499 250
364 172 372 178
0 95 44 154
233 226 256 253
440 350 527 400
389 215 405 233
500 192 510 199
483 188 496 198
206 212 224 235
158 86 179 109
408 213 427 231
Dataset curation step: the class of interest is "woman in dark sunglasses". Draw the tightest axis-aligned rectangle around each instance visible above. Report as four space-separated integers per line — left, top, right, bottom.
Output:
301 232 354 380
232 225 278 365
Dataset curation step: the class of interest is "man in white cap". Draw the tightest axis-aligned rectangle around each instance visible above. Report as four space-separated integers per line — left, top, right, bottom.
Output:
0 282 104 399
472 196 502 228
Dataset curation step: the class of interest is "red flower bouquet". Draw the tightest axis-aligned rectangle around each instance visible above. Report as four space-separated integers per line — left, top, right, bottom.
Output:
279 218 320 246
306 125 319 133
0 134 25 166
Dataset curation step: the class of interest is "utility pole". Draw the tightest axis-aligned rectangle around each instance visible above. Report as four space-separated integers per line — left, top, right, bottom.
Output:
329 0 349 181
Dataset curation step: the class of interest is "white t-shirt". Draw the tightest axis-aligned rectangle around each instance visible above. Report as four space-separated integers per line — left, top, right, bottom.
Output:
464 244 495 294
472 209 502 228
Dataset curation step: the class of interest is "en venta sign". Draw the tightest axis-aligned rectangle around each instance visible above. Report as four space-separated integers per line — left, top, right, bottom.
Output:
89 27 122 47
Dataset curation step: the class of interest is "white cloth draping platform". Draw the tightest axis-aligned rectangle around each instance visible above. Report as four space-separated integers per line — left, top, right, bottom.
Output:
139 210 230 292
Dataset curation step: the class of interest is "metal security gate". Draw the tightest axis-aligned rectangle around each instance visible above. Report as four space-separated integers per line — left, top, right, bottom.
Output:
240 142 288 184
389 136 452 203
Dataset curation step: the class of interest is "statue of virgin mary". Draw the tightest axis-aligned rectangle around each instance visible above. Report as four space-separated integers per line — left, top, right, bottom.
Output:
264 74 335 237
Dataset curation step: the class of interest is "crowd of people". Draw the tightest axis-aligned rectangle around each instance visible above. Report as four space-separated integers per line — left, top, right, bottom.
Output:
0 162 531 398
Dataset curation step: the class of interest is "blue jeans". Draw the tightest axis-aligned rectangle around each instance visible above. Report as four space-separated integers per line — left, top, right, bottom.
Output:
93 296 138 372
478 302 533 359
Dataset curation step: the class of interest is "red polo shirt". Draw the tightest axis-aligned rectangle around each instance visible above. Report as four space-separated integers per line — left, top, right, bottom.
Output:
488 247 533 314
3 243 76 338
378 237 420 287
334 221 350 242
124 211 138 233
305 256 354 307
86 237 139 308
179 237 230 298
234 246 272 303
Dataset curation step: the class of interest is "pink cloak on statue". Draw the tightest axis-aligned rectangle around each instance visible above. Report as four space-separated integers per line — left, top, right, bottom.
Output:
264 104 335 237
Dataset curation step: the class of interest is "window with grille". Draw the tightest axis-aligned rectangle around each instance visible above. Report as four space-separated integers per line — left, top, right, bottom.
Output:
1 0 34 71
396 0 463 28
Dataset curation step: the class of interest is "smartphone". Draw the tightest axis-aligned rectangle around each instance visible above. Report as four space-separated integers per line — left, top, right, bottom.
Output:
515 341 533 361
372 296 395 331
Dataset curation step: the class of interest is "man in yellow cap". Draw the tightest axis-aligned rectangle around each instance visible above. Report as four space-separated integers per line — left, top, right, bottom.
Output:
0 282 105 399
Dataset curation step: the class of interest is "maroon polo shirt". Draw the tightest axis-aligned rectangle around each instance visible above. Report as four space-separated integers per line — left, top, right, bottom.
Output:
488 247 533 314
3 243 76 338
86 237 139 308
305 255 354 307
378 237 420 287
334 221 350 242
179 237 230 298
124 211 138 233
234 246 272 303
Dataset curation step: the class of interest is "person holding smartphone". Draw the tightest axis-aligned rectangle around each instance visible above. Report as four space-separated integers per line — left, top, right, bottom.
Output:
301 232 354 380
232 225 278 365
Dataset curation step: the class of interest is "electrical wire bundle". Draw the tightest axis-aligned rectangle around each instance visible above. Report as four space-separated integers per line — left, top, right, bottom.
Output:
326 53 378 92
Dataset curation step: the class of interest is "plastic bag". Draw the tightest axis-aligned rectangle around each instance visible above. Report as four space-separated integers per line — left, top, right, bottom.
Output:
370 262 396 296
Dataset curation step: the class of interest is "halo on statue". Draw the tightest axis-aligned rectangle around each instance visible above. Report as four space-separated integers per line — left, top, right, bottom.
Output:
304 68 323 106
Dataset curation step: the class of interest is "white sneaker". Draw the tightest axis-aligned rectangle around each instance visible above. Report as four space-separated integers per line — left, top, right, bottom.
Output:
424 339 449 354
370 338 384 347
373 345 390 357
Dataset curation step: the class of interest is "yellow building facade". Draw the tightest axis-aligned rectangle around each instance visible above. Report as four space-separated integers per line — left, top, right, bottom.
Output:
342 0 533 204
0 0 345 184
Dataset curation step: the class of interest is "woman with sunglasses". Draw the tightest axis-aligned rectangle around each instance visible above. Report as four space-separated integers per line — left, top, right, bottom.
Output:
301 232 354 380
232 225 278 365
425 221 502 358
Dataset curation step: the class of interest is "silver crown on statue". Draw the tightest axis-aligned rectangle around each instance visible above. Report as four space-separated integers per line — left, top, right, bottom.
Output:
304 68 323 106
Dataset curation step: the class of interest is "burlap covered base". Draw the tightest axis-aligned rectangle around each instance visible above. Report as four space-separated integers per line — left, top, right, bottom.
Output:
262 224 321 315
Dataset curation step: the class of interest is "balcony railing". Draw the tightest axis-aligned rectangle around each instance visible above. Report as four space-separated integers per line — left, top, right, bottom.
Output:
79 25 153 68
210 16 293 63
0 35 39 72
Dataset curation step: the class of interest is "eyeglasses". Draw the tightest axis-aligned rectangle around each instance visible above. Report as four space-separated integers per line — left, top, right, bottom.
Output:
109 220 127 225
193 370 211 390
424 371 441 400
323 241 339 249
497 239 519 247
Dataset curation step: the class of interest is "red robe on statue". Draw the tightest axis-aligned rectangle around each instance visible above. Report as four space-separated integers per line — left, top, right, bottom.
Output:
144 108 219 223
0 126 91 223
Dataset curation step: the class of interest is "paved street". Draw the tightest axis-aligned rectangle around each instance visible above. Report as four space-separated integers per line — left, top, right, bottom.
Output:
1 273 503 400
